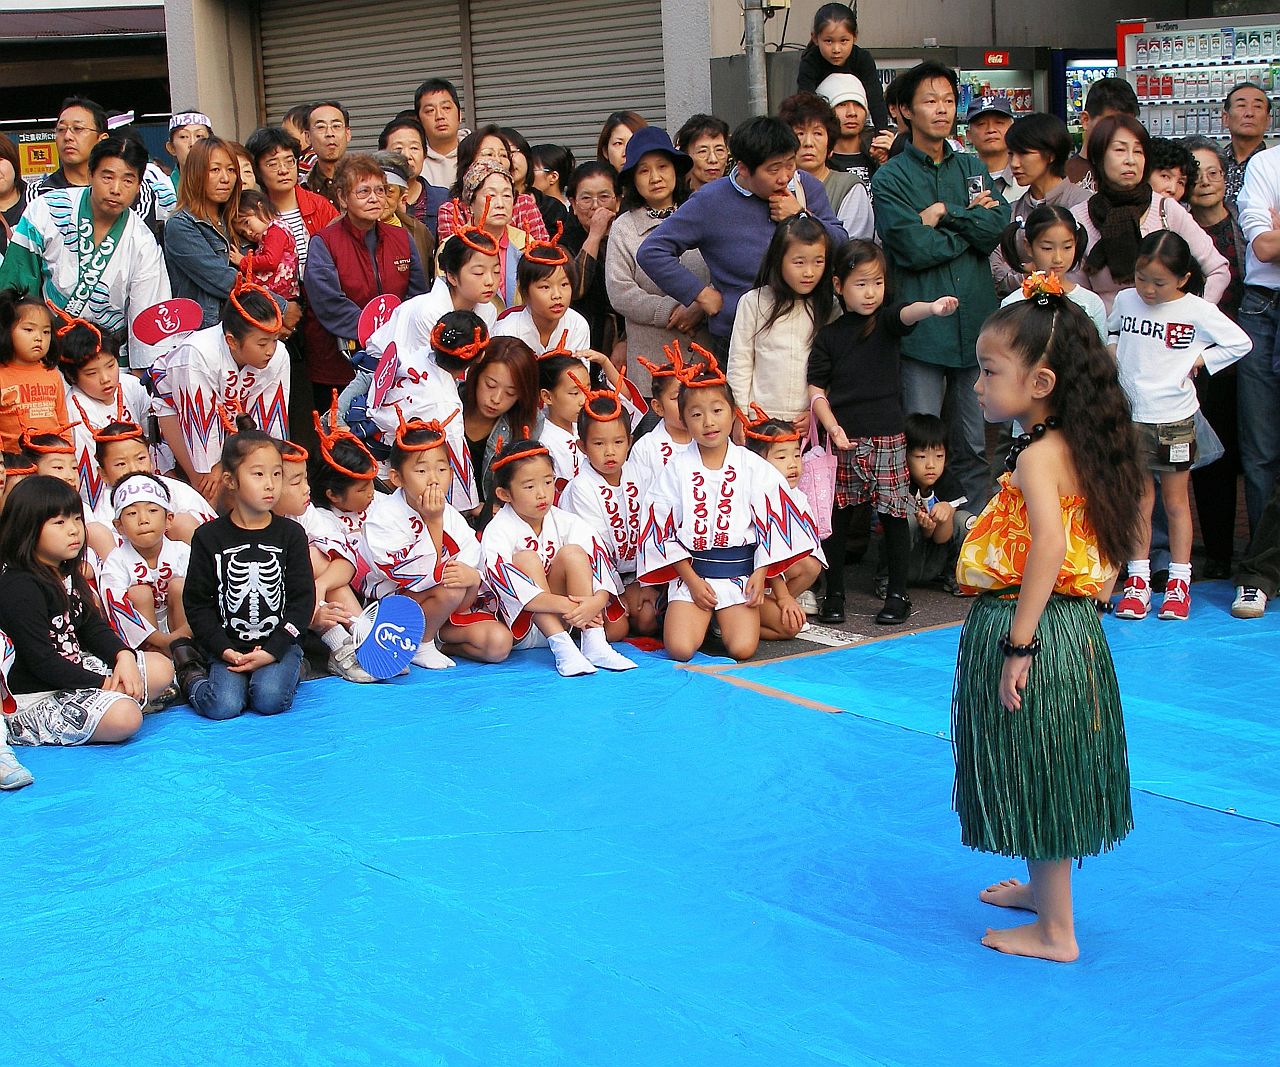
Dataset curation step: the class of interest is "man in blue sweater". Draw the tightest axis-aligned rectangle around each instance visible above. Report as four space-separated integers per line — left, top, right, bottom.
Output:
637 116 847 354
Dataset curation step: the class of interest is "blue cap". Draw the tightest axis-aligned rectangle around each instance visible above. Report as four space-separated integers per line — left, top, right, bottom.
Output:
619 126 691 178
965 96 1015 122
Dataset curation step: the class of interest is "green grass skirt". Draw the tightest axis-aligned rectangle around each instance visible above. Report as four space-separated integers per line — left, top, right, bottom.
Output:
952 594 1133 862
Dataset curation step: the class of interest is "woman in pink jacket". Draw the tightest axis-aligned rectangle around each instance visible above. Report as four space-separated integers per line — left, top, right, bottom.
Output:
1070 114 1228 314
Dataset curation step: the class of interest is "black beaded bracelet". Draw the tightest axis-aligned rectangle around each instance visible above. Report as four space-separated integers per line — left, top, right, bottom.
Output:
1094 599 1114 615
998 633 1042 658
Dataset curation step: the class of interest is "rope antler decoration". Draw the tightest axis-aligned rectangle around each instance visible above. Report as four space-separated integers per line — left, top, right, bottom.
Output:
524 221 569 266
567 368 630 423
736 402 802 442
312 390 378 481
392 404 456 452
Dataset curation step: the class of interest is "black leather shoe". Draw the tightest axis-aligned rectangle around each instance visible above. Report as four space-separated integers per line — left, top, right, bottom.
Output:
874 593 912 625
818 593 846 624
169 637 208 699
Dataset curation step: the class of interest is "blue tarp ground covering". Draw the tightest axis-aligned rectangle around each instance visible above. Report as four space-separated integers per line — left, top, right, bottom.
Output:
6 583 1279 1065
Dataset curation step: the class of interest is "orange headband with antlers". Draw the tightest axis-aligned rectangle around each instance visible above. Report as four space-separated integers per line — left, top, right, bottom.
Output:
567 369 630 423
312 390 377 481
429 321 487 362
524 221 570 266
228 272 284 334
637 338 701 382
46 301 103 360
490 426 550 471
19 423 75 455
392 405 456 452
536 329 575 362
3 458 37 477
70 394 144 445
457 195 501 256
736 403 802 442
675 342 726 387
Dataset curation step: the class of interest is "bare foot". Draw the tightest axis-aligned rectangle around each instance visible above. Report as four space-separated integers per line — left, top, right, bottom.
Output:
978 878 1037 912
981 921 1079 963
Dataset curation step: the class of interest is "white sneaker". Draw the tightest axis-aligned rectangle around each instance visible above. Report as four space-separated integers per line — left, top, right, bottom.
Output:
412 641 456 670
328 643 378 683
1231 586 1268 620
796 589 819 616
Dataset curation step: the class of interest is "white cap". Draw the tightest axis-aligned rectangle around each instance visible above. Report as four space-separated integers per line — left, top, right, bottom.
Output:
816 73 869 112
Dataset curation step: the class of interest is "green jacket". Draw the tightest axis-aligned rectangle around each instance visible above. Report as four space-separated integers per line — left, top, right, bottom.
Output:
871 141 1009 368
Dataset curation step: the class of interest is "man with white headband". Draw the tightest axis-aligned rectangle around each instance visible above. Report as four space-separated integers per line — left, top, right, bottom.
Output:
166 109 213 191
98 472 193 655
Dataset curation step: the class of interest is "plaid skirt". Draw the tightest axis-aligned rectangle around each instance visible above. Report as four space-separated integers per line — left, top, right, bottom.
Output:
835 433 912 518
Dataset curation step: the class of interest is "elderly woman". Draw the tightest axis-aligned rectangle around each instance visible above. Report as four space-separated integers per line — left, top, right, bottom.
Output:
437 125 548 242
372 149 435 285
438 159 530 311
163 136 244 327
301 153 428 411
1070 114 1228 314
604 127 711 395
563 160 623 359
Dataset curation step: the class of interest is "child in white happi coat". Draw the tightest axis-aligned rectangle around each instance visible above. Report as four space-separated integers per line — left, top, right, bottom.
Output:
359 411 513 669
739 407 827 641
492 236 592 358
370 310 490 511
558 372 659 637
16 423 115 560
270 430 377 684
628 341 702 488
638 352 820 662
309 393 378 553
481 437 636 676
98 472 191 654
152 284 290 503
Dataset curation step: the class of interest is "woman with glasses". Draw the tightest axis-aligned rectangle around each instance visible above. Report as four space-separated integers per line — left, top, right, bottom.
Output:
563 161 624 362
675 114 730 193
301 153 428 412
438 125 549 243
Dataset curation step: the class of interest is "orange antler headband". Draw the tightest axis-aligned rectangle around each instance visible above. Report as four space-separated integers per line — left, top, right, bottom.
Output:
537 329 575 362
279 437 310 463
524 221 569 266
228 272 284 333
392 404 456 452
312 390 377 481
636 338 688 381
216 391 249 436
19 423 75 455
429 321 487 362
3 458 36 477
675 341 726 387
457 195 501 256
70 393 144 444
568 368 630 423
46 301 103 358
736 403 802 442
490 427 550 472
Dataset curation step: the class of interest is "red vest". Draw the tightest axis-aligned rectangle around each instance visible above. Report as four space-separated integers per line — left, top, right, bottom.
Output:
302 217 414 387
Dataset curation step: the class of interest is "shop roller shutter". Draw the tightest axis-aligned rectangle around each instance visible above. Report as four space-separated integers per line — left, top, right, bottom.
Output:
259 0 466 151
468 0 666 158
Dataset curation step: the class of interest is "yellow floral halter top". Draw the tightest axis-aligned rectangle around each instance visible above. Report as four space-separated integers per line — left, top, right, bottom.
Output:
955 472 1114 598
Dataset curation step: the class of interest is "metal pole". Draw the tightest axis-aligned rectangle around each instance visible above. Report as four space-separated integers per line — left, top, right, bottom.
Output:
744 0 768 118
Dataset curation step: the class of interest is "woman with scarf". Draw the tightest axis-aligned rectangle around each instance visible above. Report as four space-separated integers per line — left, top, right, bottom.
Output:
1070 114 1228 315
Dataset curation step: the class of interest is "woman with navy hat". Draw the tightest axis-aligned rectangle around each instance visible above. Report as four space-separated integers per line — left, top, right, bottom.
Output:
603 126 711 396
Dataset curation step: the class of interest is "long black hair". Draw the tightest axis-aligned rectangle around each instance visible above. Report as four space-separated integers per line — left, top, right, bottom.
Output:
753 214 836 333
0 475 95 608
999 204 1087 276
979 296 1143 567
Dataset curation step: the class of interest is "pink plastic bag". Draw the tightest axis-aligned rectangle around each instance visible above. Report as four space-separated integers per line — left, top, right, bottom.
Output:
796 399 837 540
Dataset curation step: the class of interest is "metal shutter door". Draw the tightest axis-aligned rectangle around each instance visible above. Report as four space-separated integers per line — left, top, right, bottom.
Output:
259 0 466 151
469 0 666 159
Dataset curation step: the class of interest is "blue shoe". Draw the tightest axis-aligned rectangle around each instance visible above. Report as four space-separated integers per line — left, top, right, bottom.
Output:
0 745 33 791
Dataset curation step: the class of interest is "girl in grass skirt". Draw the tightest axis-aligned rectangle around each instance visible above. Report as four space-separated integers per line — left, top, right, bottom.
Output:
953 272 1145 962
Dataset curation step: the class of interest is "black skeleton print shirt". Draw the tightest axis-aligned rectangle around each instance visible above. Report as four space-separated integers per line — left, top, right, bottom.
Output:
184 514 315 661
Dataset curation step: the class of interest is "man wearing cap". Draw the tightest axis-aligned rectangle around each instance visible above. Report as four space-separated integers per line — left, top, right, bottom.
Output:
165 110 213 191
637 116 847 357
0 137 171 369
815 73 884 186
965 96 1025 202
871 61 1008 508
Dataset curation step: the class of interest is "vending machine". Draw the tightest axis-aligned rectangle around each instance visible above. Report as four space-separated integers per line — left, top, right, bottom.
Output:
1124 14 1280 141
1051 49 1120 146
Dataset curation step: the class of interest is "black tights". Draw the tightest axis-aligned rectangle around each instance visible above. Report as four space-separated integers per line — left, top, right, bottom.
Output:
823 505 910 598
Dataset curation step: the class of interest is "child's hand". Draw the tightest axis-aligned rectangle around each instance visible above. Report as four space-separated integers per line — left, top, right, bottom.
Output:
583 348 609 368
931 296 959 317
313 600 353 630
228 647 277 673
869 129 895 163
688 575 718 611
1190 355 1206 378
929 501 954 525
563 592 607 630
416 481 446 521
830 426 852 451
441 559 479 589
104 651 144 702
917 507 937 536
744 570 766 607
778 595 806 633
999 654 1033 712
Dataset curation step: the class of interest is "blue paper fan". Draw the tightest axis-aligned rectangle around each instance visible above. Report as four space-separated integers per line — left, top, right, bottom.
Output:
351 595 426 679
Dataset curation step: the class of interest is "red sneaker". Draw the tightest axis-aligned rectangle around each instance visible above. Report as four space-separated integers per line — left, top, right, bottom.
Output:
1158 578 1191 620
1115 575 1150 619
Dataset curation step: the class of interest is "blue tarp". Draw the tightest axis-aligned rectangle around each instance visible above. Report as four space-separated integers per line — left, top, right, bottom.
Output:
6 589 1278 1065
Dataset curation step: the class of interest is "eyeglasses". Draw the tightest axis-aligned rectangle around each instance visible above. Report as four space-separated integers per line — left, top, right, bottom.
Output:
1198 167 1224 181
55 124 99 137
576 192 617 205
261 156 296 172
350 185 387 201
311 121 347 133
